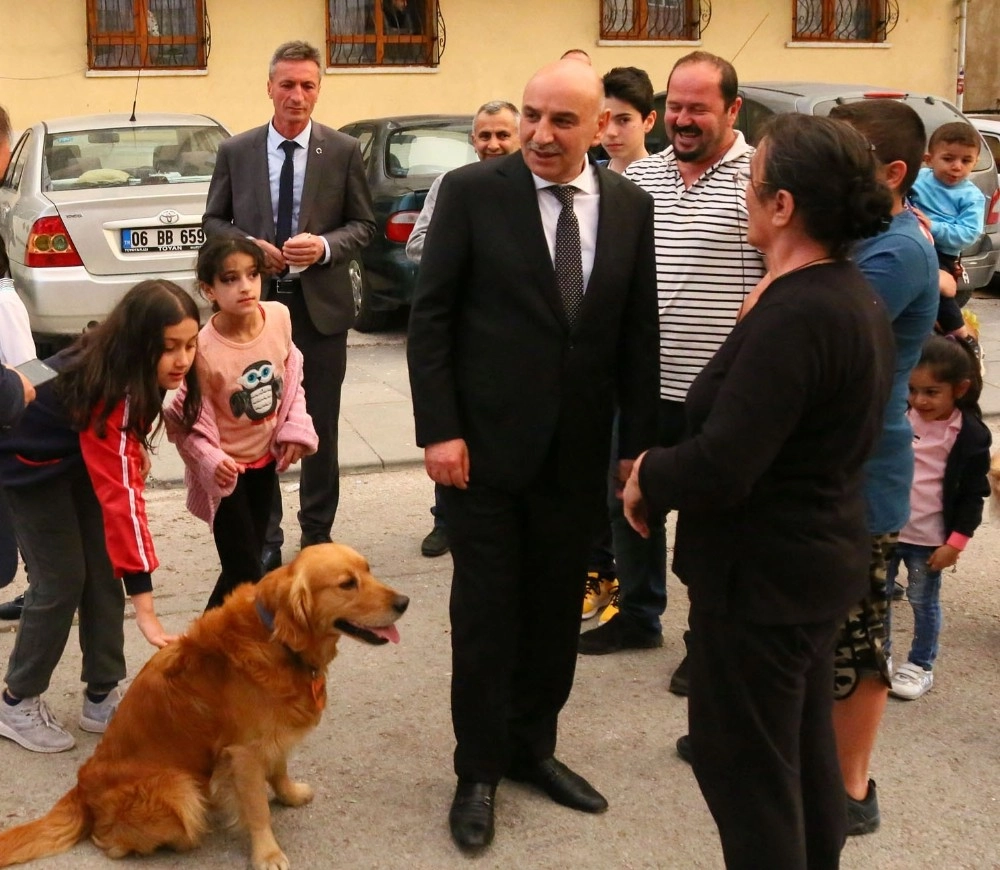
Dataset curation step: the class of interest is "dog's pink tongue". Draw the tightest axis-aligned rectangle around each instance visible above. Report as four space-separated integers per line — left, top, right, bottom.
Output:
372 624 400 644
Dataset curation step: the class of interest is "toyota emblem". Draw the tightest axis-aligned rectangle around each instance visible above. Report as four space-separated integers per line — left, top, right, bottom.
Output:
158 209 181 225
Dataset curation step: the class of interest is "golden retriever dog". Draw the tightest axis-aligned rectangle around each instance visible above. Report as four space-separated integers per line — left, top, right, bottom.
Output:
0 543 408 870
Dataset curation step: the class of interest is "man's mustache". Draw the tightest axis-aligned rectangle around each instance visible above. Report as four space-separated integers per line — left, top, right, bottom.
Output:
526 142 563 156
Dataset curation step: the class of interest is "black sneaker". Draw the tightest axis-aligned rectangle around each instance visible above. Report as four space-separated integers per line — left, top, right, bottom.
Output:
846 778 880 836
578 612 662 655
0 593 24 621
668 654 690 696
675 734 692 765
420 526 449 558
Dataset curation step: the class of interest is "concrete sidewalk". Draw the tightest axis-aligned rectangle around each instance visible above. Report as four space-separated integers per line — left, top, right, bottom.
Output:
147 329 421 488
148 291 1000 488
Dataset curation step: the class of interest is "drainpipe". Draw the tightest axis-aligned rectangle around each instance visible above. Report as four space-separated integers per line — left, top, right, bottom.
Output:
957 0 968 110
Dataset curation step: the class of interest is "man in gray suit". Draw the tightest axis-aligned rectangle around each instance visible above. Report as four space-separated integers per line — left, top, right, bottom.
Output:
204 40 375 563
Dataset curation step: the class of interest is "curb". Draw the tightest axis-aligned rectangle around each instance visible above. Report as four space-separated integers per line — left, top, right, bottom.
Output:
145 455 425 491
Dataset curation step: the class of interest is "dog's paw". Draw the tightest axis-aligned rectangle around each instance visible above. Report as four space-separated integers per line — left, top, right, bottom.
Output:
276 781 313 807
252 847 290 870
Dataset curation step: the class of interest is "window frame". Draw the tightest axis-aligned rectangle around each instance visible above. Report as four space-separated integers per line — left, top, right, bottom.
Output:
600 0 702 42
86 0 207 71
3 133 32 191
792 0 886 43
327 0 440 68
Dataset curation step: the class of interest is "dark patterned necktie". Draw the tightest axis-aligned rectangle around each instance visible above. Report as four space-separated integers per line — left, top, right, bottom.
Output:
276 139 299 249
548 184 584 326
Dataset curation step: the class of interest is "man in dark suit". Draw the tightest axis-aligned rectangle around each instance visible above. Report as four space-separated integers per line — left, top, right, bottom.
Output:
203 41 375 561
407 60 659 853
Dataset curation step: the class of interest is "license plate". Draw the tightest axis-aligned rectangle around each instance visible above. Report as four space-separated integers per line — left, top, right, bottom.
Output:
121 225 204 254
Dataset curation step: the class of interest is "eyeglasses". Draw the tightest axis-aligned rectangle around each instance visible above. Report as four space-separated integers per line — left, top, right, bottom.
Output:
736 167 774 194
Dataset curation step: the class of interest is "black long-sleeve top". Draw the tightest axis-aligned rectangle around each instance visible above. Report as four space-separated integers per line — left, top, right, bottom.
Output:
638 261 895 625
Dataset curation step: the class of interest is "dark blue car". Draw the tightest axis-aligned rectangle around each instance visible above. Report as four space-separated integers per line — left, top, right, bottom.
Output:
339 114 476 331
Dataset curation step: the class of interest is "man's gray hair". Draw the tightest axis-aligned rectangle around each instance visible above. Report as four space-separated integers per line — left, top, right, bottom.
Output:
475 100 520 124
269 41 322 78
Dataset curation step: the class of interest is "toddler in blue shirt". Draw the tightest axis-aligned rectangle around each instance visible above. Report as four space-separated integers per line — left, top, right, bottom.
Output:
909 121 986 363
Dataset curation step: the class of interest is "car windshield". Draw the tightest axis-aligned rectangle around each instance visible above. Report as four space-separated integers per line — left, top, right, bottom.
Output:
813 98 994 173
43 124 228 191
385 125 476 178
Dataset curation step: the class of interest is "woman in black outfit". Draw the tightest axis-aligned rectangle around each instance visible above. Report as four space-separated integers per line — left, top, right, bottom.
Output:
623 114 895 869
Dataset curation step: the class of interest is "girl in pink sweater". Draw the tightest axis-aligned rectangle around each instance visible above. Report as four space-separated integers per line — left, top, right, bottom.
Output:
168 237 317 610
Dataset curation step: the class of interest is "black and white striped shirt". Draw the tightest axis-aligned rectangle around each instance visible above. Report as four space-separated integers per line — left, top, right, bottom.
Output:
625 132 765 401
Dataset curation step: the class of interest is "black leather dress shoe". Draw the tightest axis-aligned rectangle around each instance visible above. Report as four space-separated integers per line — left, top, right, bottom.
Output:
260 546 282 575
508 757 608 813
299 533 333 550
448 781 496 851
0 593 24 621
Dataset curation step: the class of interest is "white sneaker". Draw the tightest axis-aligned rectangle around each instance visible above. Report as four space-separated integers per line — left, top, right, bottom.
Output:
890 662 934 700
0 694 75 752
80 686 122 733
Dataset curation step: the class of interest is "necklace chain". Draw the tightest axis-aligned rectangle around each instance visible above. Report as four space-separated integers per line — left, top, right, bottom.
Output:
775 256 834 279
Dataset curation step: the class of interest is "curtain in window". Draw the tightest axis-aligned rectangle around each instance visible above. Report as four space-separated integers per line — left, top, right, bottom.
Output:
795 0 877 40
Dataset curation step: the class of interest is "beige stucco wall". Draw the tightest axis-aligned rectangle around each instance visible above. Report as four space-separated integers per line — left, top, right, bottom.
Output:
0 1 963 137
965 0 1000 112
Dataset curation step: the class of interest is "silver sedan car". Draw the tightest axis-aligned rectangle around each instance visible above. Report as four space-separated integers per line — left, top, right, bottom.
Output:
0 113 229 352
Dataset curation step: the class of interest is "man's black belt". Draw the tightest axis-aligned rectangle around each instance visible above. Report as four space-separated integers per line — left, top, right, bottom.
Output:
270 275 301 296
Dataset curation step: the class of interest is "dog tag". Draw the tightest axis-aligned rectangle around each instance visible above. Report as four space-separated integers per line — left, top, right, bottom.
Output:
311 674 326 711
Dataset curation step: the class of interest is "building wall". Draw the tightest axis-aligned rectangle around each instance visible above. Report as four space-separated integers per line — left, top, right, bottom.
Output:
0 1 962 136
965 0 1000 112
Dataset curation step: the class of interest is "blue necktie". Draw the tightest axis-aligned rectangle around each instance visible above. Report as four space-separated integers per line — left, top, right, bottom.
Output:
276 140 299 249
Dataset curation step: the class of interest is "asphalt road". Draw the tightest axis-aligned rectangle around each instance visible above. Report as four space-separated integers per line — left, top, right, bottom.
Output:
1 297 999 868
0 465 997 869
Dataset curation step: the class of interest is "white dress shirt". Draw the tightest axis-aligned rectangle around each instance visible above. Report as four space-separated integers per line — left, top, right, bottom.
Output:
266 120 330 265
531 160 600 292
267 120 310 233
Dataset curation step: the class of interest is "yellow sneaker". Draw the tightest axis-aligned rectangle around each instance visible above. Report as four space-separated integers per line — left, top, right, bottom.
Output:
598 583 620 625
582 573 617 620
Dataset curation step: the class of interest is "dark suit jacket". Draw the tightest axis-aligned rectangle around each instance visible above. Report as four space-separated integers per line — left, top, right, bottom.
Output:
407 152 659 498
203 121 376 335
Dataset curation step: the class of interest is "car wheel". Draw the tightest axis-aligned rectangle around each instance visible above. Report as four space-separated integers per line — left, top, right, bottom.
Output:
348 257 389 333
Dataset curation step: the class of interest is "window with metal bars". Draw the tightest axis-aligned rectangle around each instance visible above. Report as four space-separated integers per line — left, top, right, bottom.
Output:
600 0 708 41
327 0 441 67
793 0 897 42
87 0 207 69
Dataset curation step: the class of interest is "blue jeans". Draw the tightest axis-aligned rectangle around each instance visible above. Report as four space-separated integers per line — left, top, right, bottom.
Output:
607 400 687 635
886 542 943 671
431 484 446 530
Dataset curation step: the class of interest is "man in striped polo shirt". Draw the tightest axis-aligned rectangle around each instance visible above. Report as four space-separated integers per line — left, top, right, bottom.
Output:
579 52 765 666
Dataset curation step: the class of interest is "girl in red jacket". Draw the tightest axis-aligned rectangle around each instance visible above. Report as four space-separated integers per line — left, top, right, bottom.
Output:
0 280 201 754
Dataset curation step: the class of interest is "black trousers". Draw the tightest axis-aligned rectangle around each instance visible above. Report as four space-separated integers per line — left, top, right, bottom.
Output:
207 463 277 610
439 470 599 784
265 289 348 548
688 606 846 870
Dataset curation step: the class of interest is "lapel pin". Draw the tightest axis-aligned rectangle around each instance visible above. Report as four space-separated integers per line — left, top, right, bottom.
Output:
315 147 323 155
